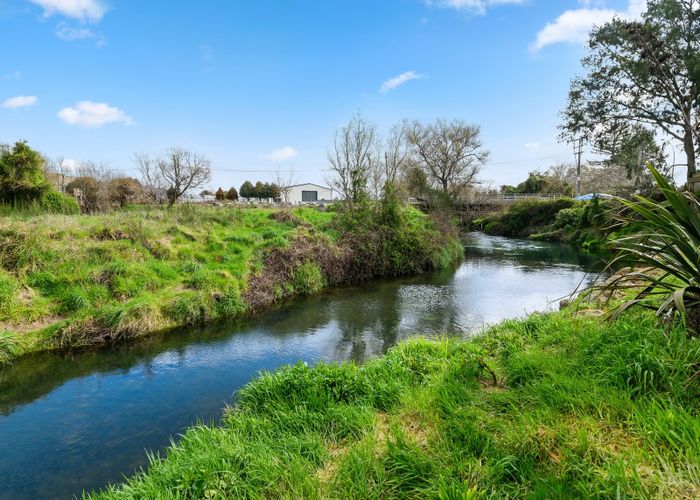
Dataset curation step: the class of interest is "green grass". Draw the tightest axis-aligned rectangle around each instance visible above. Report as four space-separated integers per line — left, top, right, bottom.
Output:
93 308 700 499
0 204 459 363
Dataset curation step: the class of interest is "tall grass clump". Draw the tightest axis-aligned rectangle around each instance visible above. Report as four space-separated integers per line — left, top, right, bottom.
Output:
600 164 700 334
0 331 20 364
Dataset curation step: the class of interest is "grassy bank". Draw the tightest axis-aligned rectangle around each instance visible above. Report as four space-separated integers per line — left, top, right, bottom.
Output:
93 307 700 498
475 198 615 250
0 204 461 364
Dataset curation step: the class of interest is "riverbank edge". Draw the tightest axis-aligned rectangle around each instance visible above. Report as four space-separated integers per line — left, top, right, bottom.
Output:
93 304 700 498
472 197 615 251
0 208 464 365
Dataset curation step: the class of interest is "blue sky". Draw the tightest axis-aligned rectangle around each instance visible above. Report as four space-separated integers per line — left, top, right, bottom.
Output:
0 0 642 190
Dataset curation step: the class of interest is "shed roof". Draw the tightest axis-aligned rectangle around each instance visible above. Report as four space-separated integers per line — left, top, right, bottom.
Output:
288 183 332 190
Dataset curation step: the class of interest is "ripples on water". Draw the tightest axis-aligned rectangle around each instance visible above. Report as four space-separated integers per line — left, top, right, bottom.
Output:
0 233 604 499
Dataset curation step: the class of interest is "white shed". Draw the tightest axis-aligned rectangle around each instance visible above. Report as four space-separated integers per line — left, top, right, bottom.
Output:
286 183 333 204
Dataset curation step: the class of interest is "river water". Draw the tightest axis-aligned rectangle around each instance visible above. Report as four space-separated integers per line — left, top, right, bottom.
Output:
0 233 603 499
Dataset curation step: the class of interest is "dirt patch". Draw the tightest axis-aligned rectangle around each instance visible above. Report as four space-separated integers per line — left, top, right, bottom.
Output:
397 411 432 449
268 210 301 225
0 315 66 335
316 412 391 491
374 412 390 449
316 442 348 487
574 308 605 318
94 227 131 241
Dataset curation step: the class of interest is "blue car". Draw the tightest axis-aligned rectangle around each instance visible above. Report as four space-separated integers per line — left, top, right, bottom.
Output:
575 193 614 201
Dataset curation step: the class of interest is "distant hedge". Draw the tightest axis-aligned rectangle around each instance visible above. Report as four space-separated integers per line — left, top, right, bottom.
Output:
42 191 80 215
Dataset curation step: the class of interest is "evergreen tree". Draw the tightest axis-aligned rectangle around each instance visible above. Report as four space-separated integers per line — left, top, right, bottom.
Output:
240 180 254 199
0 141 50 204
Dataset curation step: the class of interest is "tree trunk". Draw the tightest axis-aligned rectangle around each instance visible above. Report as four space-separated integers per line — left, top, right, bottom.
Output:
684 130 697 191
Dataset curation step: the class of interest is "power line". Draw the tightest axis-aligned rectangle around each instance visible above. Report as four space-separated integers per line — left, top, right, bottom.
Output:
483 153 572 167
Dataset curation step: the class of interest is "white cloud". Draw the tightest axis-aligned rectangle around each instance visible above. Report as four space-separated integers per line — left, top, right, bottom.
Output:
59 158 80 171
3 70 22 80
426 0 524 15
28 0 107 22
58 101 134 127
56 24 95 40
524 141 541 151
531 0 646 52
265 146 298 162
381 71 424 93
2 95 38 109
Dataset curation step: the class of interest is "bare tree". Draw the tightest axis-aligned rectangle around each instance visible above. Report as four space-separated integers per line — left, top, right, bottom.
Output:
407 119 489 196
134 152 164 203
384 120 411 189
547 162 646 197
275 169 296 205
369 140 385 200
47 157 72 193
157 147 212 206
327 115 380 203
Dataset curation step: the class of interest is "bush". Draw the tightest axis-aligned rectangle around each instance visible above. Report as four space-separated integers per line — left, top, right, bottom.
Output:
42 190 80 214
65 176 101 213
0 141 50 204
554 206 585 228
336 198 458 279
291 261 325 295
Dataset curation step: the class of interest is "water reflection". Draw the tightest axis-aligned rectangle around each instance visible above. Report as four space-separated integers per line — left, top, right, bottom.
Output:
0 233 604 499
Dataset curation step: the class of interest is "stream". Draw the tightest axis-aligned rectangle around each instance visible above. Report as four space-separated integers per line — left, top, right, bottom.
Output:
0 233 603 499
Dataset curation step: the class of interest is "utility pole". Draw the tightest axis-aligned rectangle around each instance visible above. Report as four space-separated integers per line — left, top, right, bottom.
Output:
573 137 584 197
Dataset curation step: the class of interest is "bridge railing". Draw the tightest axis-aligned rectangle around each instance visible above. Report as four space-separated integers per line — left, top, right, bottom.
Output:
455 193 566 205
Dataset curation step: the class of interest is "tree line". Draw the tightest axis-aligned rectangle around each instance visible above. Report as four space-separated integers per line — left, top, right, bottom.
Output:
327 115 489 205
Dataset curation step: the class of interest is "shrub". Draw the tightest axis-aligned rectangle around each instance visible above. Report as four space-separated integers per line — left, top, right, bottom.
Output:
107 177 143 208
335 200 458 279
42 190 80 214
291 261 325 295
554 206 585 228
0 141 50 204
65 176 101 213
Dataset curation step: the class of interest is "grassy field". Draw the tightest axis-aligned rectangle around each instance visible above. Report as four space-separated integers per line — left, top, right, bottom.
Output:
93 307 700 498
0 204 461 363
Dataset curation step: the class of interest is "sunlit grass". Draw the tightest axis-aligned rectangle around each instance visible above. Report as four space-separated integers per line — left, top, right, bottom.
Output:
0 205 336 358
